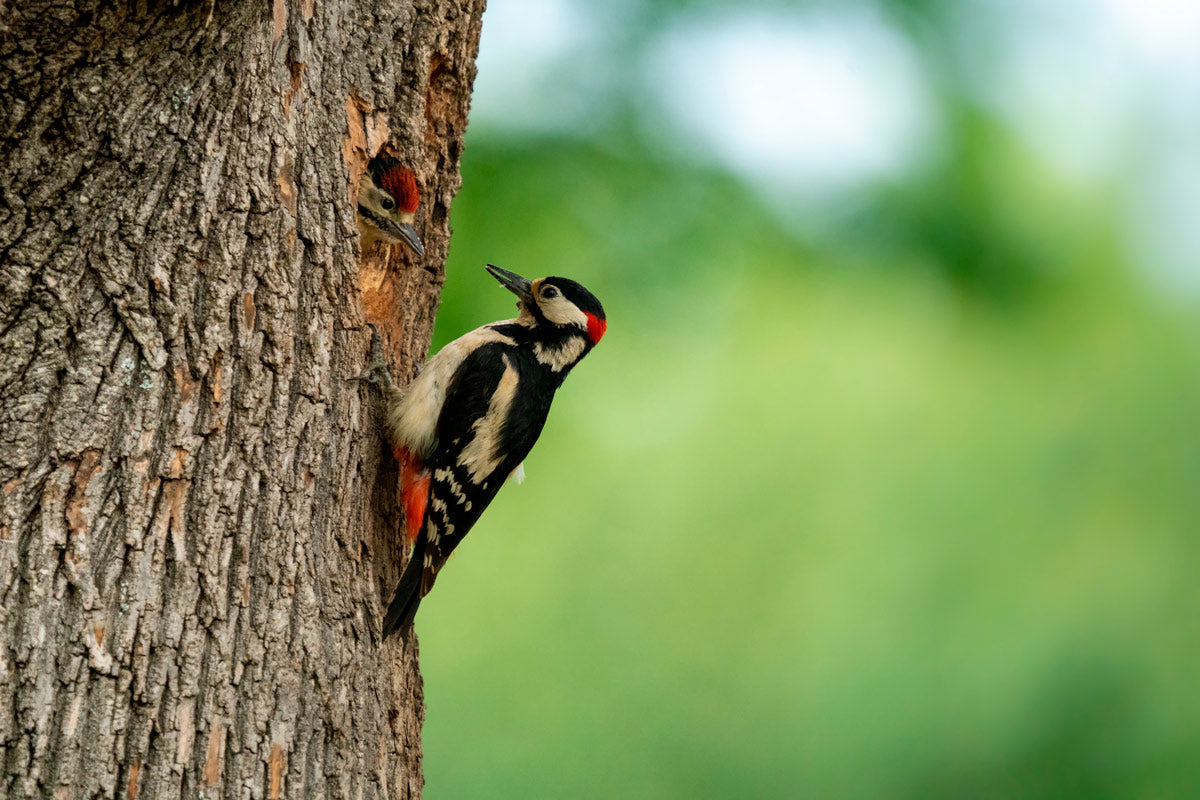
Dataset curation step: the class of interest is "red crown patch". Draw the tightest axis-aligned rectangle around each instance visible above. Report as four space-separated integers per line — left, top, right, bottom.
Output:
380 165 420 213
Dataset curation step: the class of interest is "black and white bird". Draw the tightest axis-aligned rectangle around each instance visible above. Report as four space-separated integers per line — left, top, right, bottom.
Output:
356 155 424 255
361 265 607 637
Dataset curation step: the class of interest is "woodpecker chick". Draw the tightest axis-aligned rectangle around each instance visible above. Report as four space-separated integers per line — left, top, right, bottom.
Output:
357 155 424 255
364 265 607 637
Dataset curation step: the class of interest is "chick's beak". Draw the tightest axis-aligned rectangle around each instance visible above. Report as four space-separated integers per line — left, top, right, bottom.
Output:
391 221 424 256
486 264 534 305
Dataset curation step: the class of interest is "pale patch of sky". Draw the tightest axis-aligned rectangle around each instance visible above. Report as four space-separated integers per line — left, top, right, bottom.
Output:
640 7 937 198
470 0 624 135
1102 0 1200 290
972 0 1200 289
469 0 1199 289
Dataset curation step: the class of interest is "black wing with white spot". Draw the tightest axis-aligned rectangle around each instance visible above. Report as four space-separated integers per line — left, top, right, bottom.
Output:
382 343 553 635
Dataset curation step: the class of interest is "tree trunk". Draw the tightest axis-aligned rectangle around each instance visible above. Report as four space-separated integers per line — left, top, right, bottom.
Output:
0 0 483 796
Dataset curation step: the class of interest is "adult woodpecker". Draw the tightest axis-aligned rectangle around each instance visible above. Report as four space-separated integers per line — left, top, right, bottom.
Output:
359 265 607 637
357 155 424 256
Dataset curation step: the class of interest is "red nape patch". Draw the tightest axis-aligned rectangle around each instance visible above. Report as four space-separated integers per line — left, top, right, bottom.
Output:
380 166 420 213
586 313 607 344
398 449 431 544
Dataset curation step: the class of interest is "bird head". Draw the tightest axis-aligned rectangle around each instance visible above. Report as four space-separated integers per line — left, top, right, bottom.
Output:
487 264 607 349
358 156 424 255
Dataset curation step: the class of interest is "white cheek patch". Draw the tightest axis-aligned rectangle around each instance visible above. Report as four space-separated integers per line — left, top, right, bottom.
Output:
360 180 388 210
457 354 520 483
358 180 415 225
539 295 589 328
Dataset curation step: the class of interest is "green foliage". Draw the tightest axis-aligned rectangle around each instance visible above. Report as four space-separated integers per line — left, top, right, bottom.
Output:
415 44 1199 800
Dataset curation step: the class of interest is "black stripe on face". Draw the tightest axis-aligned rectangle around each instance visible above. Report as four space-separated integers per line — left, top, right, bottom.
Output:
358 204 389 230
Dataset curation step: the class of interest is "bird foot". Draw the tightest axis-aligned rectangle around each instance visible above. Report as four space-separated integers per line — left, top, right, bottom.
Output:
351 324 395 390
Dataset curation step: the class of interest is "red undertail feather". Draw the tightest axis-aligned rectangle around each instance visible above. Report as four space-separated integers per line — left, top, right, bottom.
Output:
586 312 607 345
397 447 430 544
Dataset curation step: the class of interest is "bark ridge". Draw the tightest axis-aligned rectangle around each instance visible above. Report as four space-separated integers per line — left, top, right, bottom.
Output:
0 0 485 796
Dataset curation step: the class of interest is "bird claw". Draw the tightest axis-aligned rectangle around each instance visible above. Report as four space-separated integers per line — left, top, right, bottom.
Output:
351 323 395 389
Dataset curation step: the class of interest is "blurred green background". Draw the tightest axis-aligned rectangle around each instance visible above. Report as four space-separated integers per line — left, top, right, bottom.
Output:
417 1 1200 797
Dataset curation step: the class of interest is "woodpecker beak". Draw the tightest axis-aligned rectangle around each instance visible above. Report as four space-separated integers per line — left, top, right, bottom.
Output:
390 221 425 256
486 264 534 305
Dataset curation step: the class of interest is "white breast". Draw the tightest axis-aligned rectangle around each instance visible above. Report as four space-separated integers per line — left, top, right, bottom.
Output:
387 323 518 459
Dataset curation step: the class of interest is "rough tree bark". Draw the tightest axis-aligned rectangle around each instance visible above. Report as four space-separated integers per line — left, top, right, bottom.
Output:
0 0 483 796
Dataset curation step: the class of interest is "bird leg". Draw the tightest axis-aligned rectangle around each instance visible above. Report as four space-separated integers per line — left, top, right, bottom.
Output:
351 323 396 390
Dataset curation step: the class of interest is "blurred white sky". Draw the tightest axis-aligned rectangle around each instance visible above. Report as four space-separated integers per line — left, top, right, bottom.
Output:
471 0 1200 289
640 7 934 196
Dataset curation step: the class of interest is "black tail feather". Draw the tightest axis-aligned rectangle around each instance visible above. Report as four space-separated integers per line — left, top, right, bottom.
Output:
382 538 425 638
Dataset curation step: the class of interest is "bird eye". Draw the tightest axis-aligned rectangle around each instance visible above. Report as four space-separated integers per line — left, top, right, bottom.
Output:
381 197 395 211
541 286 559 299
